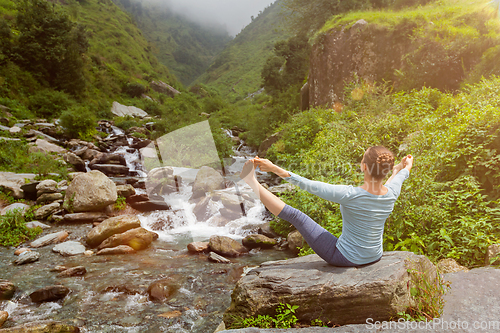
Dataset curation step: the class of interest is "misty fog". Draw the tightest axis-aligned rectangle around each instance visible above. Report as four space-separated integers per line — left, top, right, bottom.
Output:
141 0 276 36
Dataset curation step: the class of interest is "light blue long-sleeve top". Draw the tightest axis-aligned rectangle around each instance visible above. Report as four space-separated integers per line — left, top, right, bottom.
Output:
283 169 410 265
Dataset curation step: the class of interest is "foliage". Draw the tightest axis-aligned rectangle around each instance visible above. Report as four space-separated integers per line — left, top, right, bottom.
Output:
396 267 450 321
59 106 97 140
114 195 126 210
265 76 500 267
123 82 146 98
0 208 42 247
29 152 67 180
229 303 299 329
28 89 75 118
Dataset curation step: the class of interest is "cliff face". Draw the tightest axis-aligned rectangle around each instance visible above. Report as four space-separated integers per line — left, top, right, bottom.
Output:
308 19 410 108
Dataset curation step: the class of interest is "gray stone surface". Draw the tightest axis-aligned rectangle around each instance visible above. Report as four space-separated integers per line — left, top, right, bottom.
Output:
13 251 40 265
223 252 436 327
0 321 79 333
52 241 86 256
208 252 231 264
209 235 248 257
0 203 30 216
36 179 58 194
191 166 224 198
63 170 117 212
63 212 108 223
33 202 61 220
111 101 148 118
29 139 66 154
25 221 51 229
86 215 141 248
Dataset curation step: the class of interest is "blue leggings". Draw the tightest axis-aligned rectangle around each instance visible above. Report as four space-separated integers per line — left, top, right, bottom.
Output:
278 204 358 267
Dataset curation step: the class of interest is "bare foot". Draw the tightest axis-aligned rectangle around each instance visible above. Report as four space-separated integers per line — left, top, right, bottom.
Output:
240 159 256 183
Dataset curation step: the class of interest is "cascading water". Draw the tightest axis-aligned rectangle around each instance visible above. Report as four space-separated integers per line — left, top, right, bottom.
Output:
0 127 290 333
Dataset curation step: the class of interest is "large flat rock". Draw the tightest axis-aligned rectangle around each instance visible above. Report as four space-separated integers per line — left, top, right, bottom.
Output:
223 252 435 327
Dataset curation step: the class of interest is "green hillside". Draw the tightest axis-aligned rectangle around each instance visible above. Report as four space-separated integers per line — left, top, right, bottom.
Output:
196 1 289 99
112 0 232 86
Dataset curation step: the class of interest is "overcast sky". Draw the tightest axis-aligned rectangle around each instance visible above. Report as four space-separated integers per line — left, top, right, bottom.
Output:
147 0 276 36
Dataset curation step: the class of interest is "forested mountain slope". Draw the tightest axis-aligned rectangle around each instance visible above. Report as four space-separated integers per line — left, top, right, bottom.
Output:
196 1 289 100
112 0 232 86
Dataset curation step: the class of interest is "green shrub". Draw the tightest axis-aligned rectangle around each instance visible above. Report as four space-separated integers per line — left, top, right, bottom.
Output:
0 208 42 247
228 303 299 329
59 106 97 140
28 89 75 118
123 82 147 98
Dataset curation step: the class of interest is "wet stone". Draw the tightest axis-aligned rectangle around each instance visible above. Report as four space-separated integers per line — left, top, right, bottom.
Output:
13 251 40 265
25 221 51 229
208 252 231 264
187 242 210 253
29 285 70 303
52 241 86 256
57 266 87 278
30 231 68 248
0 310 7 327
0 280 16 300
14 248 31 255
242 234 277 249
96 245 136 255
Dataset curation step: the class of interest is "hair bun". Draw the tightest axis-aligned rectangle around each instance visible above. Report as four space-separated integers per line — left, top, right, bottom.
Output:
377 153 394 165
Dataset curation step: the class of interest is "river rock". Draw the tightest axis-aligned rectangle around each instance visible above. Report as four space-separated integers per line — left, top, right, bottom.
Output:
90 164 129 176
0 280 16 300
0 183 23 199
191 166 224 199
437 258 469 273
187 242 209 253
223 252 436 327
116 184 135 197
209 235 248 257
86 215 142 248
287 230 304 253
53 241 86 256
29 285 70 303
0 311 7 327
81 148 101 161
148 166 174 180
126 193 149 204
150 81 180 97
130 139 151 149
1 203 30 216
192 196 212 221
25 221 51 229
147 277 180 301
220 193 246 212
33 202 61 220
97 227 156 251
242 234 277 249
14 248 31 255
13 251 40 265
129 200 170 212
485 244 500 265
29 139 66 154
220 207 244 220
96 245 136 255
63 212 109 223
258 223 279 238
208 252 231 264
36 192 63 204
0 320 79 333
36 179 58 194
63 152 85 172
30 231 68 248
111 101 148 118
63 170 117 212
57 266 87 278
9 126 21 134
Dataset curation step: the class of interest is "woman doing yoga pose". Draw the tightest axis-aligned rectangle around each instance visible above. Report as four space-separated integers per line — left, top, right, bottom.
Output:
240 146 413 267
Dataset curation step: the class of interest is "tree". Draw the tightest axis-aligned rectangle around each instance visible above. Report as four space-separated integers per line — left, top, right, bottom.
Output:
13 0 89 94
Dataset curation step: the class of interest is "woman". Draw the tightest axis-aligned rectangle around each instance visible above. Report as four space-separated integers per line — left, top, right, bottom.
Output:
240 146 413 267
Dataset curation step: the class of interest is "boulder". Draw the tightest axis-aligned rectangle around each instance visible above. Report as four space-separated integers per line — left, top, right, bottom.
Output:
25 221 51 229
485 244 500 265
220 193 246 212
126 193 149 204
30 231 68 248
89 164 129 176
9 126 21 134
29 139 66 154
86 215 142 248
57 266 87 278
116 184 135 197
52 241 86 256
223 252 436 327
13 251 40 265
0 280 16 300
187 242 210 253
63 212 109 223
287 230 304 253
437 258 469 273
0 321 79 333
220 207 244 220
0 311 7 328
36 192 63 204
97 227 156 251
1 203 30 216
29 285 70 303
63 170 117 212
191 166 224 198
258 223 279 239
193 196 213 221
96 245 136 255
63 152 85 172
147 277 181 301
33 202 61 220
81 148 101 161
208 252 231 264
111 101 148 118
36 179 58 194
0 183 23 199
209 235 248 257
150 81 180 97
242 234 277 249
129 200 170 212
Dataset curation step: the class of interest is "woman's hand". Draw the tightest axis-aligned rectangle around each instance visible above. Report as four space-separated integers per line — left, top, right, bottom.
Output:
253 156 291 178
404 154 414 171
393 156 407 173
